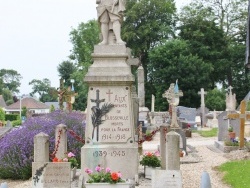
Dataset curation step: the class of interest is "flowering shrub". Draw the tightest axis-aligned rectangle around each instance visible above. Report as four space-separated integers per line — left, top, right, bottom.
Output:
140 151 161 168
0 110 85 179
85 165 125 184
53 152 79 168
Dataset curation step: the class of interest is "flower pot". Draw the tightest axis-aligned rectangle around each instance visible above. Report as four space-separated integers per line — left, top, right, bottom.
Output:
84 180 131 188
228 132 236 139
71 167 77 181
144 166 161 179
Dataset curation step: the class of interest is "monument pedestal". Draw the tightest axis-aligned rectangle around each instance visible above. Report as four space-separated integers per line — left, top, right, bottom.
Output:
81 44 138 182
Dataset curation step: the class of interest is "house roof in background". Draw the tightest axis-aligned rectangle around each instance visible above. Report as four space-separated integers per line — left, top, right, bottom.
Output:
45 102 66 110
0 95 7 108
6 97 49 110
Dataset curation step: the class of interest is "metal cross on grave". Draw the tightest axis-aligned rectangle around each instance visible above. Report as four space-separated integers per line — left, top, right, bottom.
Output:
227 100 250 148
91 89 105 141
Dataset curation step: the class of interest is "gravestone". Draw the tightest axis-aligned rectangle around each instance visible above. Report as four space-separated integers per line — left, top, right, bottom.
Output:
152 131 182 188
82 47 138 182
177 106 197 130
217 111 240 141
152 170 182 188
32 131 71 188
32 162 71 188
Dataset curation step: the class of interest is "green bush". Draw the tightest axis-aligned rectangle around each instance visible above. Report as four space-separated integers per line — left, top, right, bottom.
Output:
0 108 5 121
11 119 22 127
5 114 19 121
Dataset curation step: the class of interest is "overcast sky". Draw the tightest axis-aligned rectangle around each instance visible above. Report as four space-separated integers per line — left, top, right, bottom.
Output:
0 0 190 95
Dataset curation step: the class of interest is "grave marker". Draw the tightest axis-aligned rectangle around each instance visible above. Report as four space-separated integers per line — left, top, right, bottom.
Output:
198 88 207 127
32 162 71 188
217 111 240 141
227 100 250 148
152 170 182 188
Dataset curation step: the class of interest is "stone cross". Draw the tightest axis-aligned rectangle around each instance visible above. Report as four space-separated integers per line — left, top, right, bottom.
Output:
226 85 236 111
198 88 207 127
227 100 250 148
162 82 183 128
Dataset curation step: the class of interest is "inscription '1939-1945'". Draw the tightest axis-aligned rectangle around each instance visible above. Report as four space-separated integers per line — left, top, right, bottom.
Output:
93 150 126 157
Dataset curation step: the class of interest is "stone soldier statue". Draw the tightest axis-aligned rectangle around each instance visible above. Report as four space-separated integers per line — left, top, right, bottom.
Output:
96 0 126 45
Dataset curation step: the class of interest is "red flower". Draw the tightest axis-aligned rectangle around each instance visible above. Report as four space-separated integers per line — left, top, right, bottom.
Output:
52 157 58 162
146 152 153 157
111 172 119 181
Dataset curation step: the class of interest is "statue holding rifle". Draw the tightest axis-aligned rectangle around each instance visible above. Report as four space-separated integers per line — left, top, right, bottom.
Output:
96 0 126 45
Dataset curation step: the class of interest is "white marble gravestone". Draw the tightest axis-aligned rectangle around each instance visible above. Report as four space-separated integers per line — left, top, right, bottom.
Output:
82 44 138 182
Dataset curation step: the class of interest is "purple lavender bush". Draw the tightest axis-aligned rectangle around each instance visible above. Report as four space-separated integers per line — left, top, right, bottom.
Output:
0 110 85 179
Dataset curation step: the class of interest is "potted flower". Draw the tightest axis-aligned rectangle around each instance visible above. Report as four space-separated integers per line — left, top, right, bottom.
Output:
84 165 131 188
228 125 236 139
140 151 161 179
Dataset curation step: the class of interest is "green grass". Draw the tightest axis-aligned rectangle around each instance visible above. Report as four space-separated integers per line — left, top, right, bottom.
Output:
197 128 218 137
218 160 250 188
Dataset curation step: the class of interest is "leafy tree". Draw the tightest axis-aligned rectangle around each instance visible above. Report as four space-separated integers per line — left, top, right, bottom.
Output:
179 0 249 101
57 61 77 87
186 0 248 40
68 20 99 110
205 88 226 111
69 20 99 64
148 39 213 110
122 0 177 108
29 78 57 102
2 89 14 105
0 69 22 94
178 14 227 87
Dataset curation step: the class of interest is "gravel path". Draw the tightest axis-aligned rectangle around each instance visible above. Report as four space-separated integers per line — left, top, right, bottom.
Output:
1 132 250 188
